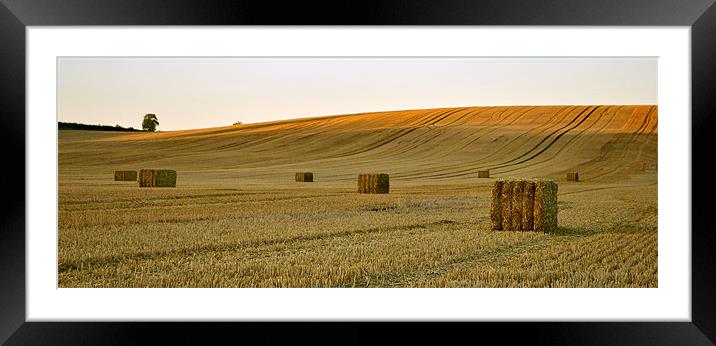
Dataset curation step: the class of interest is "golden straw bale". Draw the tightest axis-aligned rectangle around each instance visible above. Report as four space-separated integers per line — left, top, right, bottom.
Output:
534 179 558 233
490 180 503 231
138 169 176 188
500 180 513 231
357 174 366 193
114 170 137 181
522 180 535 232
511 181 524 232
491 178 557 233
295 172 314 182
358 173 389 194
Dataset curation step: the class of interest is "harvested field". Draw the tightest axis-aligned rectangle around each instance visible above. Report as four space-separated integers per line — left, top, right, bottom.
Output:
58 105 657 287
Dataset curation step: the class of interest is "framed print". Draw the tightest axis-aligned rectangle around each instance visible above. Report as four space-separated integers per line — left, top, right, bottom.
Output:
2 0 715 344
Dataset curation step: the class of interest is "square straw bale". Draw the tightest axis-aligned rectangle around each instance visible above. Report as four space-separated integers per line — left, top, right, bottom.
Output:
490 180 503 231
534 179 558 233
500 180 514 231
522 180 535 232
511 181 524 231
114 170 137 181
358 173 390 194
295 172 314 182
139 169 176 188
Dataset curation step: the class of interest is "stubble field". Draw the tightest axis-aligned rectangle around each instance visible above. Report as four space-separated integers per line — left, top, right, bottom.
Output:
58 105 658 287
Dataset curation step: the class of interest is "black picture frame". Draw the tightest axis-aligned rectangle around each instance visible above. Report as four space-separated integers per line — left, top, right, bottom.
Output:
1 0 714 344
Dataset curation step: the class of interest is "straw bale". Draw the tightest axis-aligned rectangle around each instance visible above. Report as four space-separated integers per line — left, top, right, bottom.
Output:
478 170 490 178
155 170 177 187
511 181 524 231
522 180 535 232
357 174 366 193
139 169 176 188
295 172 314 182
490 180 503 231
500 180 513 231
114 170 137 181
358 173 389 194
491 178 558 232
534 179 558 233
567 172 579 182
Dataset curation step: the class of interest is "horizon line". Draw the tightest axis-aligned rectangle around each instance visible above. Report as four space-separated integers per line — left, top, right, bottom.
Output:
59 104 658 133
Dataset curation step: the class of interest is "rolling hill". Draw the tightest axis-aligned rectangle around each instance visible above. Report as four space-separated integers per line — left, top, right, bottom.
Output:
59 105 657 185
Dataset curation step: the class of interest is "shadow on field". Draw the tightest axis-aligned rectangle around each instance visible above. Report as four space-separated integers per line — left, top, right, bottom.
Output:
551 224 657 237
550 226 598 237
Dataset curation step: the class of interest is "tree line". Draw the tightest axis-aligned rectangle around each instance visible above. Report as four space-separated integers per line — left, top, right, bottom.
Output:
59 114 244 131
58 122 141 132
58 113 160 132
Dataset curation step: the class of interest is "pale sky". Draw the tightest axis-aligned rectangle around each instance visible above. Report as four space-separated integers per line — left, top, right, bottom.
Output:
58 57 657 131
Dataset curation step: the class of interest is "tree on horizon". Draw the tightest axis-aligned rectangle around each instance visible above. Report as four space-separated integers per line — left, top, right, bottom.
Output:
142 113 159 131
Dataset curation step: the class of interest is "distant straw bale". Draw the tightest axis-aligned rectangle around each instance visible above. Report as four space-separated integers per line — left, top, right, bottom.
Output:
490 178 557 233
490 180 503 231
114 170 137 181
567 172 579 182
295 172 314 182
478 169 490 178
358 173 389 194
138 169 177 187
